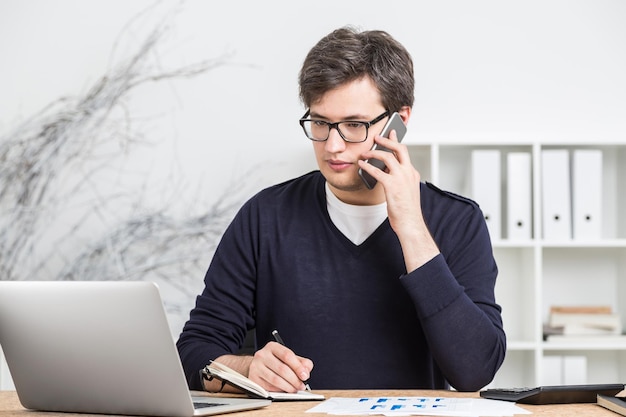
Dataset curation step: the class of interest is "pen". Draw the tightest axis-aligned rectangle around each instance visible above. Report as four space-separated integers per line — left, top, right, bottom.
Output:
271 329 311 391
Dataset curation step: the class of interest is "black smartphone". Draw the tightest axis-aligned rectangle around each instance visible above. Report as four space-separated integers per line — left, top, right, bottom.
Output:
358 111 407 189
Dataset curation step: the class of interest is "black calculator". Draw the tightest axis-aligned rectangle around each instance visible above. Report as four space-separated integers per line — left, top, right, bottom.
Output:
480 383 625 404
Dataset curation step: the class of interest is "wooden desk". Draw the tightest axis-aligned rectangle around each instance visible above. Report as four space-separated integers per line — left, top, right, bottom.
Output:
0 389 618 416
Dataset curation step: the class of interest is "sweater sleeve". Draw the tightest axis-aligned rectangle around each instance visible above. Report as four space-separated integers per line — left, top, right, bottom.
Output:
176 200 259 390
399 188 506 391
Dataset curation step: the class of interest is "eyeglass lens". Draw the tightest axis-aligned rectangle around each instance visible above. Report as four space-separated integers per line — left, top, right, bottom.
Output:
302 121 368 142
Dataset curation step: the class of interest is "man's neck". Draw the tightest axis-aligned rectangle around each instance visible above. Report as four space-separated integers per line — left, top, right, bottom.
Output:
328 183 386 206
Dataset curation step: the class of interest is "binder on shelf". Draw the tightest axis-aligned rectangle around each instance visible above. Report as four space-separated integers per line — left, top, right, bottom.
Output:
539 355 587 385
470 150 501 240
563 356 587 385
506 152 532 240
541 149 572 240
572 149 603 240
540 355 563 386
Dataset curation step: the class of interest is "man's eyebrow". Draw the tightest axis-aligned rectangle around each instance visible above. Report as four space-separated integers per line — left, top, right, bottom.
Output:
308 112 370 121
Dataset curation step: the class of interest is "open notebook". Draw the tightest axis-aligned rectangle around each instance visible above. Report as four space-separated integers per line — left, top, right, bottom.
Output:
202 361 324 401
0 281 271 416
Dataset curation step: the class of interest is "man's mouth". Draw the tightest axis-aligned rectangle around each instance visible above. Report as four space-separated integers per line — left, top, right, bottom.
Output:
327 159 353 171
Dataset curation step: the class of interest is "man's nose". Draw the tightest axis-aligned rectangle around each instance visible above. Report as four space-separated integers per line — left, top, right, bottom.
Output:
325 127 347 152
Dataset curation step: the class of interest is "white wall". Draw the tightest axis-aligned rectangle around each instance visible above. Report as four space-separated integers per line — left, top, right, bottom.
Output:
1 0 626 388
3 0 626 156
2 0 625 194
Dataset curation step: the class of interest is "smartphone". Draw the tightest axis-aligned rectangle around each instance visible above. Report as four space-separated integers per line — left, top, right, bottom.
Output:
358 111 407 189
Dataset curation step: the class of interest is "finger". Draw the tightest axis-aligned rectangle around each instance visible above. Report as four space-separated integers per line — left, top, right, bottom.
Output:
252 343 308 392
299 356 314 375
388 128 400 143
379 127 400 144
271 343 312 387
250 356 298 392
373 133 409 164
262 364 304 393
361 147 401 173
357 159 386 184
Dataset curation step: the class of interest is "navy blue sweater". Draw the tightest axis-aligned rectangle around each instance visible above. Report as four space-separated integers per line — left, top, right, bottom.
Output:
176 171 505 391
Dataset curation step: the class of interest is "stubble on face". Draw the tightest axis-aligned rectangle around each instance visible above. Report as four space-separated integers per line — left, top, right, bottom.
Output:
325 169 368 193
309 76 386 204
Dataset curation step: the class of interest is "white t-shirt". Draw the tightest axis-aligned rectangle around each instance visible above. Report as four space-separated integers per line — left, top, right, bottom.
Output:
325 182 388 245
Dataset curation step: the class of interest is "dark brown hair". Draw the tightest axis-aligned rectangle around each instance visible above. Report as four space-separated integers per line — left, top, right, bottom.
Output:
298 26 415 112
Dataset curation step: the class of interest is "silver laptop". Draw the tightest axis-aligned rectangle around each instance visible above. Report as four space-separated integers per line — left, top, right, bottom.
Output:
0 280 270 416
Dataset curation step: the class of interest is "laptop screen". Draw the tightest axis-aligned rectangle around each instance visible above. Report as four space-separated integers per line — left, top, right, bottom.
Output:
0 281 270 416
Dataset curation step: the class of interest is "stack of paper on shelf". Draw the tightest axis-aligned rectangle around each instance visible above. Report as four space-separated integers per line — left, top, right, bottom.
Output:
544 306 623 341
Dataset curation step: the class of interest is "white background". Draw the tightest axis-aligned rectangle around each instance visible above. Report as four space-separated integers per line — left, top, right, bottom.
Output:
1 0 626 389
2 0 626 191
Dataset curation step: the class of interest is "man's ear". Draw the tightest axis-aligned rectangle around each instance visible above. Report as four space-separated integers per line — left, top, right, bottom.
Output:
398 106 412 125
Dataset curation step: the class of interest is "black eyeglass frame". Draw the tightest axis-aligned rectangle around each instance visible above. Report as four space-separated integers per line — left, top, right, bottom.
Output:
298 110 390 143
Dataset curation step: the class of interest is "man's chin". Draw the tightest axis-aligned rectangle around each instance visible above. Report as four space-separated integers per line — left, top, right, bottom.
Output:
319 167 370 191
325 177 368 193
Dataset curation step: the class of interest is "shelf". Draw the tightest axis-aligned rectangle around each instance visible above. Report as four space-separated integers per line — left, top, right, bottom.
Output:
405 139 626 387
491 240 626 249
506 341 539 351
543 340 626 351
492 240 536 248
539 239 626 248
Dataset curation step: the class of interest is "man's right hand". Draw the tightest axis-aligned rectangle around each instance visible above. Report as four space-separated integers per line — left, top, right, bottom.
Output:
211 343 313 393
247 341 313 392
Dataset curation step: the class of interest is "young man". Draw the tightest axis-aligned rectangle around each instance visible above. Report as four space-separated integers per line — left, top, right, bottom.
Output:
177 27 506 393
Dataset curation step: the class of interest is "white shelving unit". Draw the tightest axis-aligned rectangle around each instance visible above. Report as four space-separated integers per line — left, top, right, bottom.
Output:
406 136 626 387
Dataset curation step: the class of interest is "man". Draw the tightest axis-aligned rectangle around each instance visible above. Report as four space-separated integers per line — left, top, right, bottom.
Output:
177 26 506 393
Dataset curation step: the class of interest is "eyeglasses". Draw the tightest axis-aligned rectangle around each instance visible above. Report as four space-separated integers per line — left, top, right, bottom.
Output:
299 110 389 143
